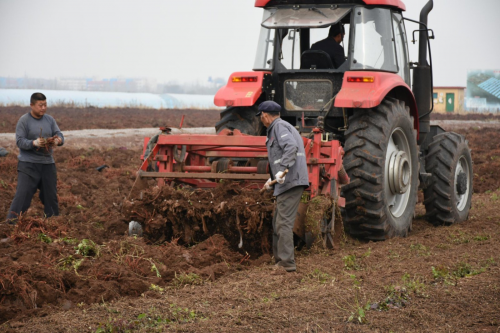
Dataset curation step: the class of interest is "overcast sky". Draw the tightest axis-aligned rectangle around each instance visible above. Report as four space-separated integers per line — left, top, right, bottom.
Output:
0 0 498 87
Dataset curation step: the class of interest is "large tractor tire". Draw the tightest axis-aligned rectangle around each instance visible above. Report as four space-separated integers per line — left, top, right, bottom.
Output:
424 132 473 225
215 106 263 135
343 98 419 240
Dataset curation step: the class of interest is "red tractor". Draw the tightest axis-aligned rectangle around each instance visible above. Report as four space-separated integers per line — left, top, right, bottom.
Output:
212 0 473 240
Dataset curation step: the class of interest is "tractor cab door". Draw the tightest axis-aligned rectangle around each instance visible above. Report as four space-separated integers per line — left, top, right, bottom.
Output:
350 7 410 85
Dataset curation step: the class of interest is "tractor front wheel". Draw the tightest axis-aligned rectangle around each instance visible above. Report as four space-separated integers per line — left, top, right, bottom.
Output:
343 98 419 240
424 132 473 225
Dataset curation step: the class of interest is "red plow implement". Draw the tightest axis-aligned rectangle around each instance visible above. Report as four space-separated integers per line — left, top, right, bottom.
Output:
127 126 349 249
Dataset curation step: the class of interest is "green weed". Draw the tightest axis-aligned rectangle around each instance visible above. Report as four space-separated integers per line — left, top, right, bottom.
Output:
348 303 370 324
60 237 79 245
343 254 359 270
37 233 52 244
93 222 104 229
375 272 427 311
484 257 496 266
451 262 485 278
95 304 203 332
388 250 401 259
58 255 85 274
402 273 427 296
347 274 369 324
343 249 370 270
75 239 101 257
302 268 332 284
172 272 203 287
409 243 430 256
431 265 449 280
449 231 470 244
261 293 279 303
150 261 161 278
149 284 165 294
431 265 456 285
376 285 410 311
473 234 490 241
169 304 199 323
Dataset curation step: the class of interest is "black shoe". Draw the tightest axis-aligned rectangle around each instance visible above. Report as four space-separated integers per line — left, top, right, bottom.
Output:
272 263 296 272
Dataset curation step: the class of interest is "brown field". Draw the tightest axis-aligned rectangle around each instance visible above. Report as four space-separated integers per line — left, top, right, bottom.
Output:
0 107 499 332
0 106 221 133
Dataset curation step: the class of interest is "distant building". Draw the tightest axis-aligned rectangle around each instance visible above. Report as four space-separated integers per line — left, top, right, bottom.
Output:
466 70 500 113
432 87 465 114
57 77 88 91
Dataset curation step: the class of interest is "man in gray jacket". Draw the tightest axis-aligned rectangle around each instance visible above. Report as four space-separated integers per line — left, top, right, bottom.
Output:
5 92 64 224
257 100 309 272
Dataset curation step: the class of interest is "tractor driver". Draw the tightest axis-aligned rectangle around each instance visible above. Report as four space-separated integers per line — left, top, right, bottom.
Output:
310 23 346 69
257 101 309 273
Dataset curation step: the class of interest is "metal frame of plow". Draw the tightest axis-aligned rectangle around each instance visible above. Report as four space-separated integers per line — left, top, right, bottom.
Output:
130 128 349 208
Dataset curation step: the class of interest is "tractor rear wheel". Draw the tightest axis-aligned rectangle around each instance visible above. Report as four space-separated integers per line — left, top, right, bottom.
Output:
424 132 473 225
215 106 263 135
343 98 418 240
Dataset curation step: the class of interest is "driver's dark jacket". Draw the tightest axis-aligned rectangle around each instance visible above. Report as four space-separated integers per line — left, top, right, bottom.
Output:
311 37 346 69
266 118 309 196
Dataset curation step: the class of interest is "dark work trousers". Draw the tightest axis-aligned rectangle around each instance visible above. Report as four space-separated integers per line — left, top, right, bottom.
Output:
272 185 304 268
6 161 59 223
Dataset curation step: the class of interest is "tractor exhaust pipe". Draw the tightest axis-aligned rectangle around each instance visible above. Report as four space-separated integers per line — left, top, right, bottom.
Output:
418 0 434 66
413 0 434 145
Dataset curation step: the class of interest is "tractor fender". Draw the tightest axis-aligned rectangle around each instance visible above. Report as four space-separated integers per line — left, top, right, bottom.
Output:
214 71 271 108
334 71 419 135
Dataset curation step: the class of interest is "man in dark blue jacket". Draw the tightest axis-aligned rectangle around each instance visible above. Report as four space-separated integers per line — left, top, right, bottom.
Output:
5 92 64 224
311 23 346 69
257 101 309 272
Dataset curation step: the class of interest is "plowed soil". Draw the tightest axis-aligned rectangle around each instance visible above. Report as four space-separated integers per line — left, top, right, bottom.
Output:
0 107 499 332
0 106 221 133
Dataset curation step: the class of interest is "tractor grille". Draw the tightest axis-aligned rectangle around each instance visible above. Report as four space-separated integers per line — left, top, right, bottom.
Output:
274 73 344 118
284 80 333 111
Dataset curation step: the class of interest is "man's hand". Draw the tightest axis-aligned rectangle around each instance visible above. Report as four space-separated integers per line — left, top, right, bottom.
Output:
275 171 286 184
264 178 273 190
33 138 45 148
53 136 62 146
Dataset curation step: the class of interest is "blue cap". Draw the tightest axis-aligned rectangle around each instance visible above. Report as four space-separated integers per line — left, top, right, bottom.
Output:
256 101 281 117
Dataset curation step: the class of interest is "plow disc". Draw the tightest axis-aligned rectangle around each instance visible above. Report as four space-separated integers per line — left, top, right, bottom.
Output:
124 127 349 253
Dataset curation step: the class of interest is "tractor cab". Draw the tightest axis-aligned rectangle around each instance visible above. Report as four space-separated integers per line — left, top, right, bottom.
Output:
251 3 412 132
255 5 409 80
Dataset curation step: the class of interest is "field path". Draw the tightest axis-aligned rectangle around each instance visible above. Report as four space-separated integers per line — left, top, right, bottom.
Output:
1 120 498 149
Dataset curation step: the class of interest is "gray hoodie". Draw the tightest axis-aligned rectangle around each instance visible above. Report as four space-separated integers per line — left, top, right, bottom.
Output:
15 113 64 164
266 118 309 196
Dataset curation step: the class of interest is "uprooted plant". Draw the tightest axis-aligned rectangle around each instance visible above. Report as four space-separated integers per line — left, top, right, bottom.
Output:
122 182 276 253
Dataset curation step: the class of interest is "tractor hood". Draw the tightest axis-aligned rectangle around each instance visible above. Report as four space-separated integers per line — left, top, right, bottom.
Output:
261 6 351 29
